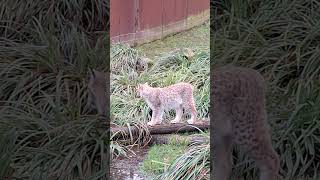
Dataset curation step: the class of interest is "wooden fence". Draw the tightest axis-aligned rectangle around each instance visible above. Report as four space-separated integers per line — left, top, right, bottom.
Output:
110 0 209 46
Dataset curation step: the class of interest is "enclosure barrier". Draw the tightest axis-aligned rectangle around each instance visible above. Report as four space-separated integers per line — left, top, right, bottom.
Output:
110 0 209 46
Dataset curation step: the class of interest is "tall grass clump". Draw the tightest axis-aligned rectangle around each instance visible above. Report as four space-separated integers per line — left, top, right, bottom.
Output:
155 133 210 180
0 0 109 179
212 0 320 179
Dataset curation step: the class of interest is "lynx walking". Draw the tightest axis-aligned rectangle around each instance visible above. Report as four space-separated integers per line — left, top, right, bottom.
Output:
137 82 198 126
212 66 280 180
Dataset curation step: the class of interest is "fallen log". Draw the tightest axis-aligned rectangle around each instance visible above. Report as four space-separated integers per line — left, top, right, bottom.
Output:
111 120 210 140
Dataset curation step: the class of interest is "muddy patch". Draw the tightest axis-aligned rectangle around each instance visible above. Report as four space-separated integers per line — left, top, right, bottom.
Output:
111 147 150 180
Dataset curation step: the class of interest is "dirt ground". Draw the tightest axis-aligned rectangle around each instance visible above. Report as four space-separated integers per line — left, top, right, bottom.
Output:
110 147 149 180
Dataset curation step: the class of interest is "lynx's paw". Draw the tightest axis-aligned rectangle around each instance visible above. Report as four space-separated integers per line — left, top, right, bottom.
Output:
147 120 161 126
170 119 181 124
187 119 196 124
147 121 156 126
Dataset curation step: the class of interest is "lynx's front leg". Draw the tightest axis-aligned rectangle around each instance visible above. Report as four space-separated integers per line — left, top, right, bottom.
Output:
147 108 157 126
147 107 163 126
213 134 233 180
213 112 233 180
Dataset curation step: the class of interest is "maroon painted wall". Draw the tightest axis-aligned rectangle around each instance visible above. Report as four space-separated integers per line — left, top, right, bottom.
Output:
110 0 209 45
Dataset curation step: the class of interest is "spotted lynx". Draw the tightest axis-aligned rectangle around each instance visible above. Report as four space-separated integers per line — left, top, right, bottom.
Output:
212 66 280 180
137 82 198 126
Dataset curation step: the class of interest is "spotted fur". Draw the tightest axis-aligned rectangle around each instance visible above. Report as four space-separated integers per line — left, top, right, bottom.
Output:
212 65 280 180
137 82 198 126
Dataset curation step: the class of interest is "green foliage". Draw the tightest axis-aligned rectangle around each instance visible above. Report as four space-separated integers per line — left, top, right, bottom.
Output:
0 129 17 178
2 105 110 179
155 134 210 180
141 144 188 176
136 21 209 58
212 0 320 179
0 0 109 179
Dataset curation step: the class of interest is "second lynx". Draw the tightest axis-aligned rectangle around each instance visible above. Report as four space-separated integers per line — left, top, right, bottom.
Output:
137 82 198 126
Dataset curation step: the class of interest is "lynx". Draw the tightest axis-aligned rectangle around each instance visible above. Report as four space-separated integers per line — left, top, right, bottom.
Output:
212 66 280 180
137 82 198 126
88 68 107 116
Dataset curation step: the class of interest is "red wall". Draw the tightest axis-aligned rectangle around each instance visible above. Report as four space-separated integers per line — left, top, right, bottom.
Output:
110 0 209 44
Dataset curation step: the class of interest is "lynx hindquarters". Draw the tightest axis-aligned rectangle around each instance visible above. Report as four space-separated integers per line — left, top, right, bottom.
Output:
212 66 280 180
137 82 198 126
88 69 107 116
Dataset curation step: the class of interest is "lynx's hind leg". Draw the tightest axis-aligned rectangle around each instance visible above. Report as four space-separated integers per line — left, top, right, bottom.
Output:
155 109 164 124
232 105 280 179
247 139 280 180
186 96 198 124
171 105 183 124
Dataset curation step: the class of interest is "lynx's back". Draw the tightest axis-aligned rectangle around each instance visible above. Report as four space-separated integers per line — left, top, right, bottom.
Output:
212 66 269 138
158 82 194 108
212 66 280 180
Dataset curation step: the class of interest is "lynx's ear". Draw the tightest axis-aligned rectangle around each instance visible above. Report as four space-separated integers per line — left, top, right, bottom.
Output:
137 84 143 91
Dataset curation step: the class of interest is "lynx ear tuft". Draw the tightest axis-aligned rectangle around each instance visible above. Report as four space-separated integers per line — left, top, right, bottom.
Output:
138 82 150 91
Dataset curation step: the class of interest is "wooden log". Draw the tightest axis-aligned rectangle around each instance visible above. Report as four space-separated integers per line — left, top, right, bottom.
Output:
111 120 210 140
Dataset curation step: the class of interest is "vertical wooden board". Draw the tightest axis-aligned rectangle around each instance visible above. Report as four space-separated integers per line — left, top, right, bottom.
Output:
118 0 136 35
139 0 163 30
187 0 209 16
163 0 176 25
175 0 187 22
187 0 196 15
110 0 120 37
200 0 210 11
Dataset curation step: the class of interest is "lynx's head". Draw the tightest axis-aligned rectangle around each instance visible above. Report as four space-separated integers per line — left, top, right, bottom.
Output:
137 82 150 97
88 68 107 115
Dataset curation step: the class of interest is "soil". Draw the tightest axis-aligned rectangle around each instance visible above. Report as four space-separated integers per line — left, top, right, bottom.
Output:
110 147 150 180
